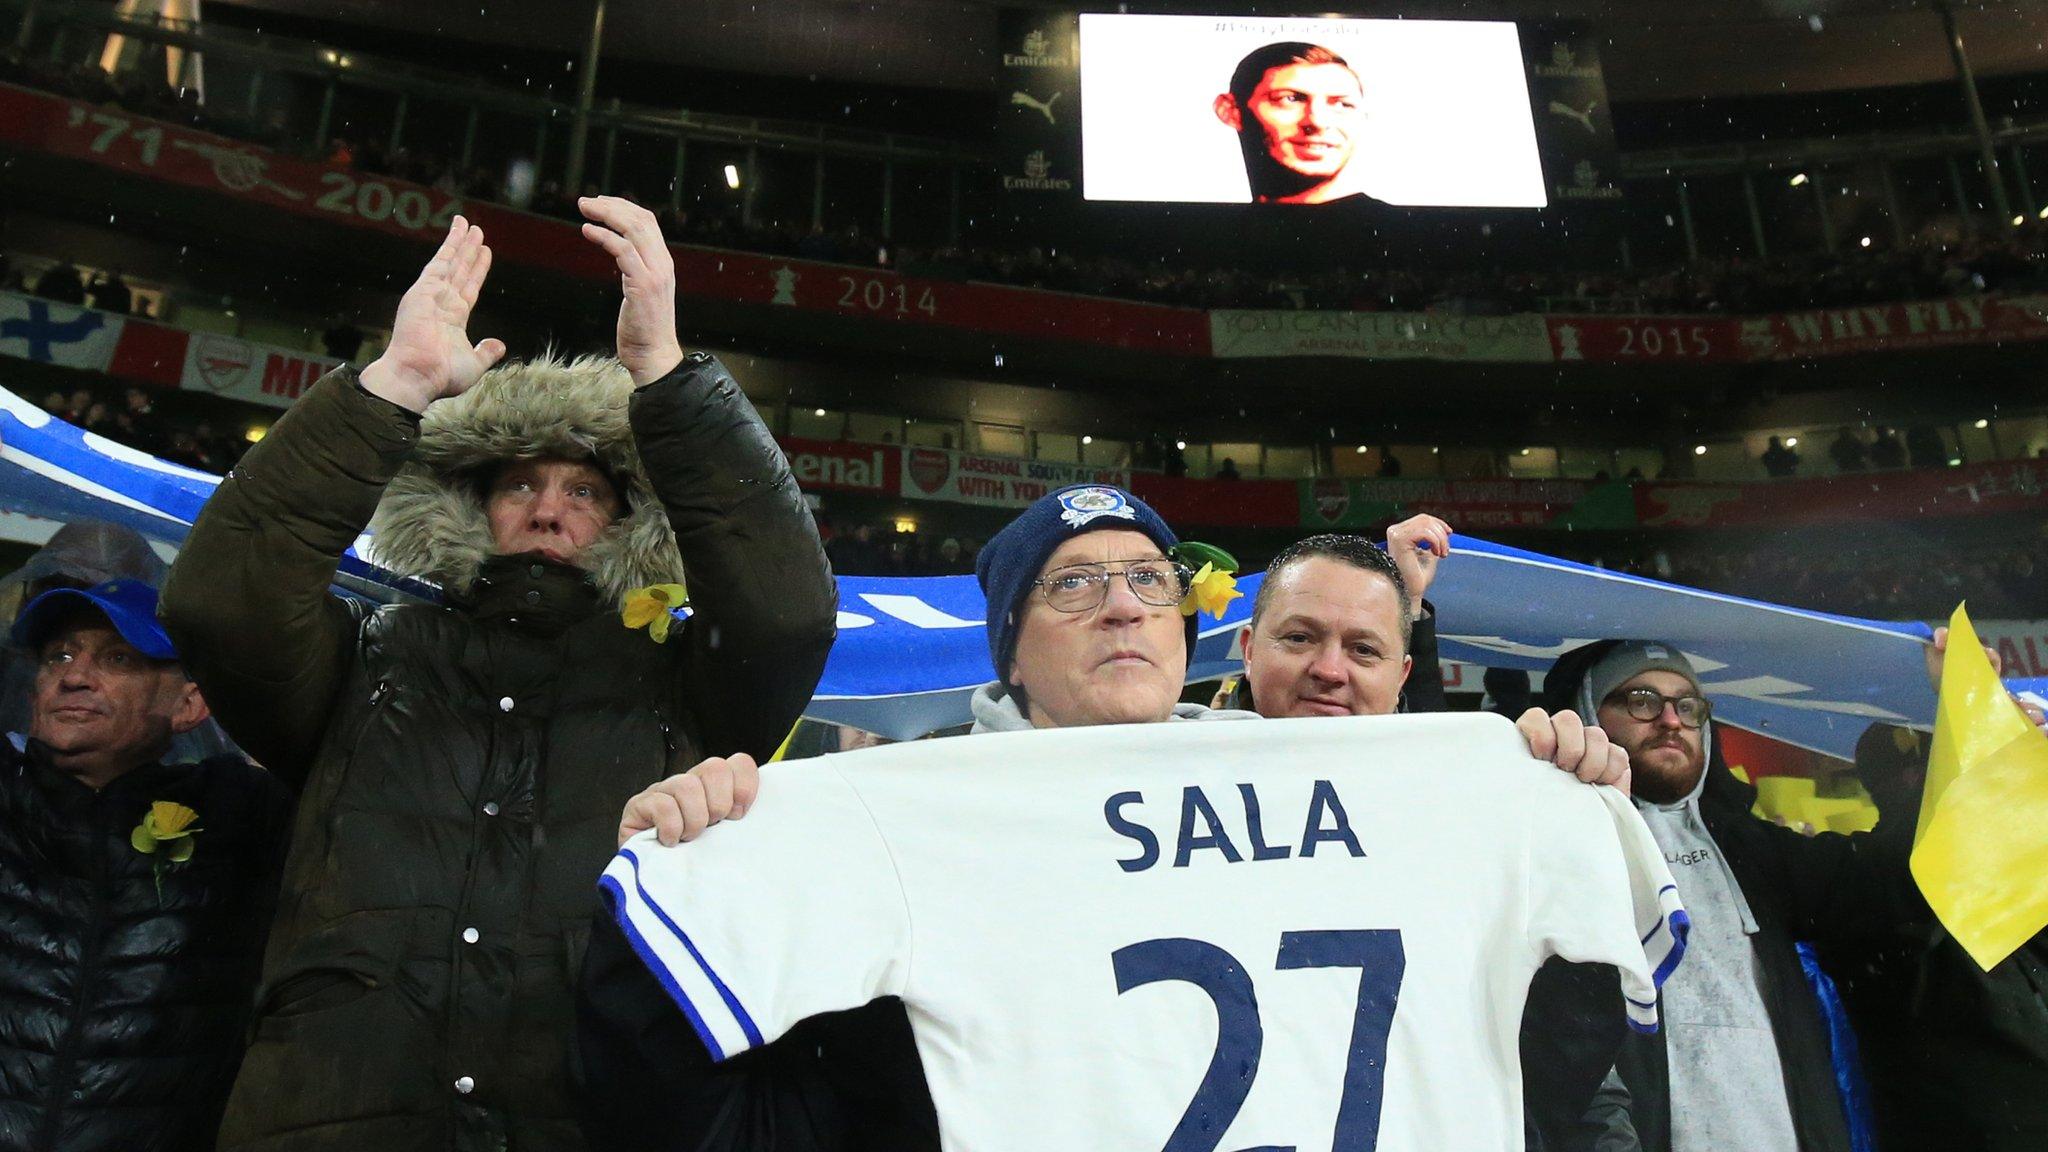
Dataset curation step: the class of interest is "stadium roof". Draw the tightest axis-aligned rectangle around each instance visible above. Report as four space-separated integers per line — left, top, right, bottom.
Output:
212 0 2048 101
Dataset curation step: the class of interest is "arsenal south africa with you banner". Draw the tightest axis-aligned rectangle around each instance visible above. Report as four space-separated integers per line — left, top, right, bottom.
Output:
901 446 1129 509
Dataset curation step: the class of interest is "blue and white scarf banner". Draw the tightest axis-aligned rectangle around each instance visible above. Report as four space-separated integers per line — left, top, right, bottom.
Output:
1 385 1949 756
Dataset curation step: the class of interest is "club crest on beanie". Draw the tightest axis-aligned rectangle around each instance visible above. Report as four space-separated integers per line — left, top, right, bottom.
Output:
975 484 1188 680
1055 485 1139 530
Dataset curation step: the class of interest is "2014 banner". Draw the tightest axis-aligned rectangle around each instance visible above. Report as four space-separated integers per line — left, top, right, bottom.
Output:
10 79 2048 368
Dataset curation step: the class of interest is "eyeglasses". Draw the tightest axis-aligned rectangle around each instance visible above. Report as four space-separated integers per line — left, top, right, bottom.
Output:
1032 560 1191 614
1605 687 1712 729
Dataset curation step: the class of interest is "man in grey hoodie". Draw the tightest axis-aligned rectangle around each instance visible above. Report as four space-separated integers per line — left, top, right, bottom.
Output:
1542 640 1928 1152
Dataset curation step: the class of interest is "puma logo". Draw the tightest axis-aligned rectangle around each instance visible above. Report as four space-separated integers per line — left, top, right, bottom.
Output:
1011 90 1063 125
1548 99 1598 134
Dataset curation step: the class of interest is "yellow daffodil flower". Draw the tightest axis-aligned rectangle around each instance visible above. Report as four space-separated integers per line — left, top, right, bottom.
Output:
622 583 690 643
132 801 201 863
1180 562 1243 620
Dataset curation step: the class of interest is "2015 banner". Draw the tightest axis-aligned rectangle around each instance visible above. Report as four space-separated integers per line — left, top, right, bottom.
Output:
1543 297 2048 364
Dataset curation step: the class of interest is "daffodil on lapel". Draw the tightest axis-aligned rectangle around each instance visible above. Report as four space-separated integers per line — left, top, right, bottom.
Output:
131 801 202 862
621 582 691 643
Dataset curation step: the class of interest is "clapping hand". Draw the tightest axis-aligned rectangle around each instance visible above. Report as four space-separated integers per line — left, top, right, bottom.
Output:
578 196 685 387
359 216 507 414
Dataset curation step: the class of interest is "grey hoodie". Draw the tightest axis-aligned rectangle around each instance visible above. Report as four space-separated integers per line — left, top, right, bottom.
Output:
967 682 1257 734
1627 727 1798 1152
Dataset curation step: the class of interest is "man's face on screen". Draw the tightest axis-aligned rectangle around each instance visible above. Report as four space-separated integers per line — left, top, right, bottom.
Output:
1237 63 1363 186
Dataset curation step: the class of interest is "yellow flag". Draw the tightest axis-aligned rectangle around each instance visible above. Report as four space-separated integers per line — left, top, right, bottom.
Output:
1910 604 2048 970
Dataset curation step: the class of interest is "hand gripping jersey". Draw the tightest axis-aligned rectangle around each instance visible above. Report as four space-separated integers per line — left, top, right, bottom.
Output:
602 712 1688 1152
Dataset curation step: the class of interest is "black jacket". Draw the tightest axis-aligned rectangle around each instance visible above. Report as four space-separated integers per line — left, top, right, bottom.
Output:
1542 642 1928 1152
162 357 838 1152
0 740 293 1152
576 915 937 1152
1827 924 2048 1152
1818 729 2048 1152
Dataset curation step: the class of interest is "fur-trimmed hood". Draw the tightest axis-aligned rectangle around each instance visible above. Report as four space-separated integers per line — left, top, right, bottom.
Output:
367 354 687 607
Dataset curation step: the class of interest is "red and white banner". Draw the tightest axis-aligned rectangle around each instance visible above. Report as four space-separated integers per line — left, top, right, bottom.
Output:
176 332 340 407
900 446 1129 508
1210 310 1553 361
1634 461 2046 528
1971 621 2048 679
1754 295 2048 359
0 82 1208 359
1544 316 1750 363
0 289 337 409
1545 297 2048 364
782 436 900 496
12 81 2048 368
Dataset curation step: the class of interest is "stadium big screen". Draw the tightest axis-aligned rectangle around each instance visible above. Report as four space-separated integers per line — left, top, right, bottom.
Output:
996 10 1623 264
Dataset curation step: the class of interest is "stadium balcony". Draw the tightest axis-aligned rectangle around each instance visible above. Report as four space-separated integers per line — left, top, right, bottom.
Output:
7 0 2048 321
4 47 2045 448
2 0 2043 608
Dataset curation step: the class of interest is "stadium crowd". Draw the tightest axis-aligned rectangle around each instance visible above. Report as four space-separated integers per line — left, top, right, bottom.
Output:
20 378 2045 619
33 385 253 474
8 46 2048 315
1615 540 2048 622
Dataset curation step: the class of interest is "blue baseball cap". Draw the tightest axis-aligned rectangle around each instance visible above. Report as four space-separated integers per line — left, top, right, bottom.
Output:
10 578 178 661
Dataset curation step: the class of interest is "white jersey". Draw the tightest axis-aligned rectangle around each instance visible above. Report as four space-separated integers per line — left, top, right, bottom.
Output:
603 712 1687 1152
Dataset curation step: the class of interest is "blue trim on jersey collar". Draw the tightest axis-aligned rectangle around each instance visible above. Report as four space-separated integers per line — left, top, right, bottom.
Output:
618 847 767 1049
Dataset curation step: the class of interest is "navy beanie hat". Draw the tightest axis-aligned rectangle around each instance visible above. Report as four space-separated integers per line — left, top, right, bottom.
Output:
976 483 1193 681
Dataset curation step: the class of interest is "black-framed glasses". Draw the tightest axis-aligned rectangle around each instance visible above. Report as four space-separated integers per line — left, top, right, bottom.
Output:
1032 561 1191 614
1605 687 1711 729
